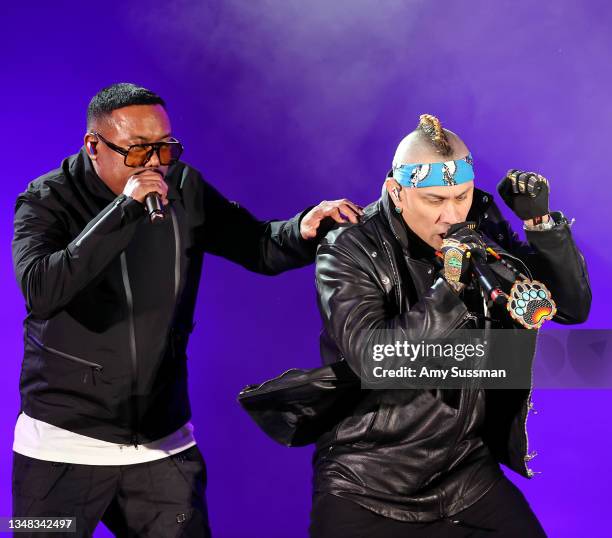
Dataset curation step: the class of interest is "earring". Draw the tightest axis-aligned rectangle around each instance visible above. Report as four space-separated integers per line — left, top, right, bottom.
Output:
395 206 403 214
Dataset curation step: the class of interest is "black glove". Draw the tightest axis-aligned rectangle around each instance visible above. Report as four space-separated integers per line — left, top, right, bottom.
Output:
497 169 550 220
440 221 487 289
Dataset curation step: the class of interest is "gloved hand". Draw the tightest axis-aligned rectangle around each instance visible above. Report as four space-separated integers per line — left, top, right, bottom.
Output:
497 169 550 220
440 222 487 292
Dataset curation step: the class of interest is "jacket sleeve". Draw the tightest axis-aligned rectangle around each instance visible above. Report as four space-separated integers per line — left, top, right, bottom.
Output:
12 191 145 319
490 205 591 325
316 242 470 382
198 176 318 275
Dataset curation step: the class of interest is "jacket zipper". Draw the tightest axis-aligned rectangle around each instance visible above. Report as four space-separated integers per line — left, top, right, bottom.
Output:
381 240 402 308
27 333 104 371
497 252 538 474
439 310 478 339
170 207 181 301
115 206 180 448
27 333 103 385
449 304 537 476
522 332 539 476
239 368 302 395
120 252 139 448
75 195 126 247
239 367 345 398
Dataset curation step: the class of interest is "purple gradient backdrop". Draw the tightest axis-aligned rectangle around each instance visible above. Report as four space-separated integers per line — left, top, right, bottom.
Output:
1 1 610 536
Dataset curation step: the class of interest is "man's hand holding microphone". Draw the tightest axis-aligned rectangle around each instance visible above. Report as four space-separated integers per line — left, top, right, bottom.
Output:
123 169 169 223
439 222 488 295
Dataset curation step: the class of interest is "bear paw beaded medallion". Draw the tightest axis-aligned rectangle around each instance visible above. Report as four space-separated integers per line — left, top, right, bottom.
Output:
507 280 557 329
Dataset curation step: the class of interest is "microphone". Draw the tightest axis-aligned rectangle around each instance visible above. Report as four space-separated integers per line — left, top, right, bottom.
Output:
469 255 507 305
144 192 165 223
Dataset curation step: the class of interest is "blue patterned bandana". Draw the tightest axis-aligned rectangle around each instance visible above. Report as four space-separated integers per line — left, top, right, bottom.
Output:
393 153 474 188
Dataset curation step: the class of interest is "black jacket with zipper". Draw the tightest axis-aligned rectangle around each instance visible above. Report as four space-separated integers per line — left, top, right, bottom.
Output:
12 148 317 446
312 186 591 521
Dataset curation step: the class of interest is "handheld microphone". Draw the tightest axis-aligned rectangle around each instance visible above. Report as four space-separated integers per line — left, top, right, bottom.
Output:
145 192 165 223
469 256 507 305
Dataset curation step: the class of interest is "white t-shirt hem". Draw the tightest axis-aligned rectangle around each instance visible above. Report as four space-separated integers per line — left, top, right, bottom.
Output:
13 413 197 466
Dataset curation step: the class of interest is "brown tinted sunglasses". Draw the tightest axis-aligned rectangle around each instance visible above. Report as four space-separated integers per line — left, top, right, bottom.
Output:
91 131 184 167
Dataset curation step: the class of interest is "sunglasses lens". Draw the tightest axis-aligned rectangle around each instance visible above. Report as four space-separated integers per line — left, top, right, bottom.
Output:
124 141 183 167
125 146 149 167
158 142 183 165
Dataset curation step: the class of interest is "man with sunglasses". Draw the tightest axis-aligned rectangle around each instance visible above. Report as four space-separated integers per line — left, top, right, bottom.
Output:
11 83 362 537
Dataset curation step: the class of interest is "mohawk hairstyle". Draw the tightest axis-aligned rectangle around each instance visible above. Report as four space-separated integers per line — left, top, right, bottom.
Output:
417 114 453 157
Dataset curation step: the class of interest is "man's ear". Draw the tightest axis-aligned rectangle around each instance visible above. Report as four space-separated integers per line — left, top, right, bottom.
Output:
385 178 402 199
84 133 98 158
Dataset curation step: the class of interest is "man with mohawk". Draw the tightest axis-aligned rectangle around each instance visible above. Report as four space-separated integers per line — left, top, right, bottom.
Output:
307 114 591 537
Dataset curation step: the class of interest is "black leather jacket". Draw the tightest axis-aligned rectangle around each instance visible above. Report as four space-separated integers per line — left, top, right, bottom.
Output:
312 187 591 521
12 149 317 445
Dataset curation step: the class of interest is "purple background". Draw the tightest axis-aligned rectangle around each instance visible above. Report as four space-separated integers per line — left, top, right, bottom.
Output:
2 1 610 536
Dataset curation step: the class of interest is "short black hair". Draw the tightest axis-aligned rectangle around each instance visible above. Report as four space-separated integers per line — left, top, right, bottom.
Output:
87 83 166 128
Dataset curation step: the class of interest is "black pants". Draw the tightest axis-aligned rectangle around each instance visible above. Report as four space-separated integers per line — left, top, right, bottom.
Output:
12 446 211 538
310 476 547 538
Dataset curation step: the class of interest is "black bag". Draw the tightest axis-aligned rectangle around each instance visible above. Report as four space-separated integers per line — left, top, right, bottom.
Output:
237 360 361 447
